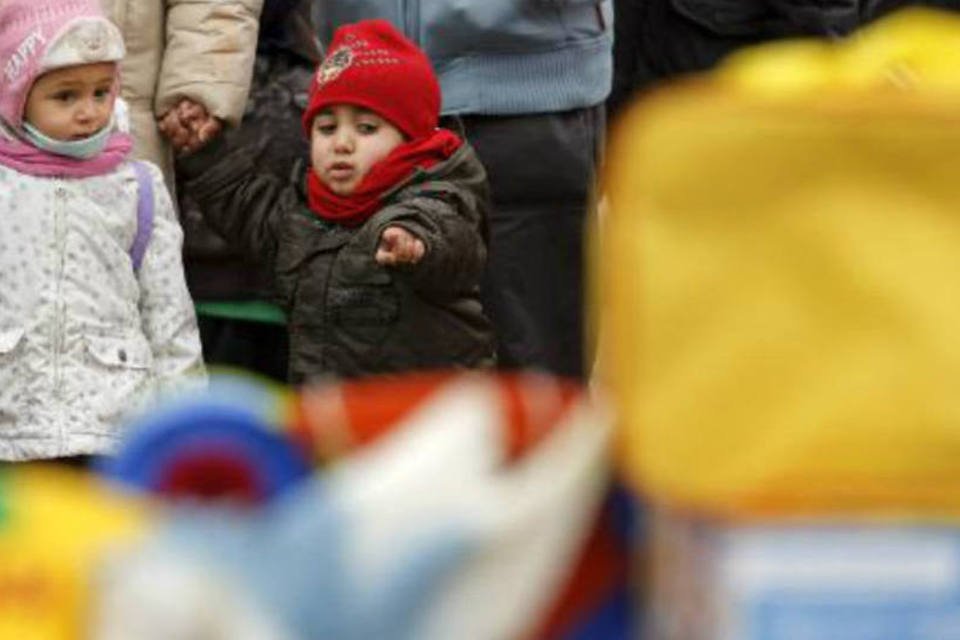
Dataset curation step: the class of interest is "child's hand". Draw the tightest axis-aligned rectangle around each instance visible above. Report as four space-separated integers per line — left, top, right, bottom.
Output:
158 98 223 154
375 226 425 266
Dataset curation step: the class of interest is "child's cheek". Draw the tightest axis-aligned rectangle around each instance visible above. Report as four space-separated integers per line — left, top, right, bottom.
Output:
309 139 326 177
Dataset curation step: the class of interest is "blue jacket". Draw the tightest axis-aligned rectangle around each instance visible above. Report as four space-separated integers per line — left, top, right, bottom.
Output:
311 0 614 115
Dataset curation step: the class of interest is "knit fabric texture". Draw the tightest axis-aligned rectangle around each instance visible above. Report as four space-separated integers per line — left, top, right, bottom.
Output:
0 0 125 127
301 19 440 139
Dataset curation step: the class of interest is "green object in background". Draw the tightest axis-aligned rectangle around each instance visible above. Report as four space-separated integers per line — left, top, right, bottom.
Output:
195 300 286 325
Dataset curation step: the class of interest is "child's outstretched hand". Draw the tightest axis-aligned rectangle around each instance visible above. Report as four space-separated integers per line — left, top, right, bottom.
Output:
158 98 223 154
376 226 425 266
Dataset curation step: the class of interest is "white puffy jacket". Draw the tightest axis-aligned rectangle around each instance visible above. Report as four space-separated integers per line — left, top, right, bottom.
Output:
0 161 204 460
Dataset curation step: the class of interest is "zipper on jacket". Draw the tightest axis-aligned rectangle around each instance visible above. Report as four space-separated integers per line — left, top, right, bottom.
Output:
53 184 67 449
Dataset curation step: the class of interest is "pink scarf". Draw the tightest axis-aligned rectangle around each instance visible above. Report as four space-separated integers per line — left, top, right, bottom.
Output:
0 127 133 178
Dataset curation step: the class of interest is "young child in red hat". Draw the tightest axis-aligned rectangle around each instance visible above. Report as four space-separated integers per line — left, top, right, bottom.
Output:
176 19 494 382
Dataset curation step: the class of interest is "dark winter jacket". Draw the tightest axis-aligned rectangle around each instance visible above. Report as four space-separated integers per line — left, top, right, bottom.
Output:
178 51 314 302
608 0 933 118
669 0 873 37
179 138 496 382
178 0 319 303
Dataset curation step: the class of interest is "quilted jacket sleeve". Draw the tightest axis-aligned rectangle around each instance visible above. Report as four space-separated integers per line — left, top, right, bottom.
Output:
178 135 291 270
156 0 264 126
135 163 206 391
370 145 490 296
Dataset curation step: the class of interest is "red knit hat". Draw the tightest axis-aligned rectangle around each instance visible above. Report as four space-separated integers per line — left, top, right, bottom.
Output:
302 19 440 140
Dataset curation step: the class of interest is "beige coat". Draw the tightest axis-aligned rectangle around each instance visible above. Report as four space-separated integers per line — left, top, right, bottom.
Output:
99 0 263 183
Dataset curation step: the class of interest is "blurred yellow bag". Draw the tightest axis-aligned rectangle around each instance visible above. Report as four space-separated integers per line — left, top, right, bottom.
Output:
0 467 147 640
600 9 960 517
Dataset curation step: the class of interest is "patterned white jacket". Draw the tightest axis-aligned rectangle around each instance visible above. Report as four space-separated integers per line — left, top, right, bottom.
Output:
0 160 204 460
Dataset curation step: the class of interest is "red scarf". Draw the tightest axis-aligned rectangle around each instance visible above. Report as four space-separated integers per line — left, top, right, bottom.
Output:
307 128 462 227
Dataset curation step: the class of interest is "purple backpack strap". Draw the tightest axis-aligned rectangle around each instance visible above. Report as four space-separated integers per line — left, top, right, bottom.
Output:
129 160 154 272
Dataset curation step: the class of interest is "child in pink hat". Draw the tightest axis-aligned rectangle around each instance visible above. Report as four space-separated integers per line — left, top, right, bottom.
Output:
176 19 494 382
0 0 204 461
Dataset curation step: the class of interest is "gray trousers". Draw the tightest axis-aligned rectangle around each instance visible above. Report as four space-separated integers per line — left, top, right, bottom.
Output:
444 106 605 380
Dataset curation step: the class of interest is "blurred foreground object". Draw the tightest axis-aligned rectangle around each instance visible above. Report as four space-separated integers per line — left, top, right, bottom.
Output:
0 371 624 638
88 371 621 639
100 374 310 505
648 514 960 640
600 7 960 517
0 466 148 639
599 9 960 639
718 7 960 96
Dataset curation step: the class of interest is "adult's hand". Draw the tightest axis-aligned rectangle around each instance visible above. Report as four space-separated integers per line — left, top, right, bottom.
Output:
158 98 224 154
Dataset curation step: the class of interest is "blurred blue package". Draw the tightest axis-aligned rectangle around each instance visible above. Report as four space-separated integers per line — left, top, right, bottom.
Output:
648 513 960 640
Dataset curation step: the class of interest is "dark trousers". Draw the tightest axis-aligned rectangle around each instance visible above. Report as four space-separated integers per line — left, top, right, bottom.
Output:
446 106 605 380
198 315 289 383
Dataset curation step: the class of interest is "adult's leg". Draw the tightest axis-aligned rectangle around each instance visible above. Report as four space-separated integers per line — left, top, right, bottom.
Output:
198 315 289 382
458 106 605 380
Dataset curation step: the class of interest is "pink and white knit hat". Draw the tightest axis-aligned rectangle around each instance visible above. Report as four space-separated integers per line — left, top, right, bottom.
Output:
0 0 125 128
